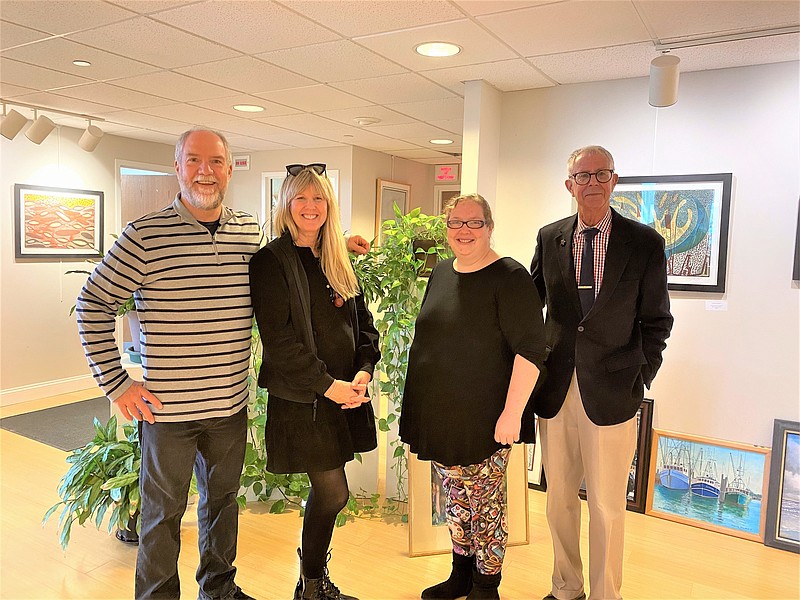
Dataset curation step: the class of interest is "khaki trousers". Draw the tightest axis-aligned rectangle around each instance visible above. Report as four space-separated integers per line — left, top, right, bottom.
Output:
539 372 637 600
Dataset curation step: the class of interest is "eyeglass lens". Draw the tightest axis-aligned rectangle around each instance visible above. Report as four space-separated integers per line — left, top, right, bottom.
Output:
286 163 327 176
447 219 485 229
572 169 613 184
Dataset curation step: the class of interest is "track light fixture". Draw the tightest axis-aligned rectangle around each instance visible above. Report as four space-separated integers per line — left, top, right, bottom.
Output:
79 120 104 152
1 103 27 140
649 54 681 108
0 98 105 150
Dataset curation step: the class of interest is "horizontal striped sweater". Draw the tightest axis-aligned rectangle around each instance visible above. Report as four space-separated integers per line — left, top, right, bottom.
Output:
76 196 263 422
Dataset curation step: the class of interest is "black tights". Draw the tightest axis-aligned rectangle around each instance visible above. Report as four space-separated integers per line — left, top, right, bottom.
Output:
301 466 349 578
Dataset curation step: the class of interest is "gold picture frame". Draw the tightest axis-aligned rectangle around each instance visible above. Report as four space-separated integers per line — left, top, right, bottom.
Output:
407 444 529 557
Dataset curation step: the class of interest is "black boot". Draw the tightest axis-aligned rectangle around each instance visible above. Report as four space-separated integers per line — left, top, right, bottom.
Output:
293 547 359 600
465 570 501 600
421 551 474 599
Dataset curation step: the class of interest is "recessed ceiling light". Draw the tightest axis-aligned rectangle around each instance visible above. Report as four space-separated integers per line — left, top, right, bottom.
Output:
233 104 265 113
415 42 461 58
353 117 380 126
430 139 454 145
72 60 92 67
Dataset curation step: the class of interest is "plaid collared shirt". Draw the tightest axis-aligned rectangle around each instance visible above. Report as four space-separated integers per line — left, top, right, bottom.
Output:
573 209 613 297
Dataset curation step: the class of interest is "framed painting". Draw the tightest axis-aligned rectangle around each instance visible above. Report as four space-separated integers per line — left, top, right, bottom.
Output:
408 443 529 556
527 416 546 492
764 419 800 553
434 184 460 215
646 429 770 542
375 179 410 243
611 173 732 293
14 184 104 259
577 398 654 512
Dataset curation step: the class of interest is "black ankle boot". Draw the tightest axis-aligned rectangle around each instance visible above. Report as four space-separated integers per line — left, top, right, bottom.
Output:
293 547 359 600
465 570 501 600
421 551 474 599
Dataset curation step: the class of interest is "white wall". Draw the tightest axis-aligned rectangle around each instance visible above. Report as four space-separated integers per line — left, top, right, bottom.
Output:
495 62 800 446
0 126 175 402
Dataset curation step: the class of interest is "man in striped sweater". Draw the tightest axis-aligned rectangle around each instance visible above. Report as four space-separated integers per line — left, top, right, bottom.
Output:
77 129 259 600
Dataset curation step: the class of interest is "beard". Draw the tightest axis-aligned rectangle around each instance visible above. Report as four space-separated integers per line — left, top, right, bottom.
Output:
179 178 226 212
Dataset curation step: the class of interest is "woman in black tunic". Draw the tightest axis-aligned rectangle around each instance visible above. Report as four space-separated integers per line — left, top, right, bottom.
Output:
249 164 379 600
400 194 546 600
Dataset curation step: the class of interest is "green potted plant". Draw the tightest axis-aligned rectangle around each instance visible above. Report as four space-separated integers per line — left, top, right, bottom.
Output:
43 415 140 549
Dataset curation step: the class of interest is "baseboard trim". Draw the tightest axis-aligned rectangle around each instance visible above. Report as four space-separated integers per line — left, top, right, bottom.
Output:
0 375 98 406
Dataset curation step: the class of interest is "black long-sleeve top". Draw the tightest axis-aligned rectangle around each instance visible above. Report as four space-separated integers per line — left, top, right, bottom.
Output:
399 257 546 466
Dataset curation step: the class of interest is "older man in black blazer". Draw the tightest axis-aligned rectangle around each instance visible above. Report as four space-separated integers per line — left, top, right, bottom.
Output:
531 146 673 600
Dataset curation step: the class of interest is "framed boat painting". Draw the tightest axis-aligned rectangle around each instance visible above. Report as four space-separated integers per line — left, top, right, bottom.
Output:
646 430 770 542
764 419 800 553
611 173 732 292
408 444 529 556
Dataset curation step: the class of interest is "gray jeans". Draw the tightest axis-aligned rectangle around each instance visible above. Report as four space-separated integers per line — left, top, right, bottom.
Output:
135 408 247 600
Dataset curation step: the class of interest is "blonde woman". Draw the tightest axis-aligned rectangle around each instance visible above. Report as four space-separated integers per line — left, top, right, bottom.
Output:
249 164 379 600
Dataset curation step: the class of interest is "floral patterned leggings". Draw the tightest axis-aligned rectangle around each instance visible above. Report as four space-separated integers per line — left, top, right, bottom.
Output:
432 447 511 575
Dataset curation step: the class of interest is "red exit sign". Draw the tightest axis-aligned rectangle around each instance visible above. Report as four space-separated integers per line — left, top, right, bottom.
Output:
435 164 459 182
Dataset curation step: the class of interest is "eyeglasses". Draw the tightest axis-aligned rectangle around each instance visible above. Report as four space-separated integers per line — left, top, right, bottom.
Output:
570 169 614 185
286 163 326 177
446 219 486 229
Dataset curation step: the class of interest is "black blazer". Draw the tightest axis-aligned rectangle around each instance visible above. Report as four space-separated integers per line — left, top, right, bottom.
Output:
530 209 674 425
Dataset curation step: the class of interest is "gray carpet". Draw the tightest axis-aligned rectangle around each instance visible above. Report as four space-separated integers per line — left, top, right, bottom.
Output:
0 397 111 451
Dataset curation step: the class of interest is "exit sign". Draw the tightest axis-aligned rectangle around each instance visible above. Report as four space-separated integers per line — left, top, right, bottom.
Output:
435 164 459 182
233 155 250 171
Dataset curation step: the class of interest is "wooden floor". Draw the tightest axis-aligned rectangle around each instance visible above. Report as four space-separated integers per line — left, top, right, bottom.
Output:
1 391 798 600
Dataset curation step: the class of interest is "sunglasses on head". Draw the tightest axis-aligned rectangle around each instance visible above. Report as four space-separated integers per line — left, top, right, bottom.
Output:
286 163 327 177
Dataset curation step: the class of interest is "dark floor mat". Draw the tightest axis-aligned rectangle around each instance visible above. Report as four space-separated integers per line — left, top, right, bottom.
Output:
0 397 111 451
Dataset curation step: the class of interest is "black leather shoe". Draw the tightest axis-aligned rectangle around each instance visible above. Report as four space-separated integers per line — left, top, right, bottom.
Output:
543 594 585 600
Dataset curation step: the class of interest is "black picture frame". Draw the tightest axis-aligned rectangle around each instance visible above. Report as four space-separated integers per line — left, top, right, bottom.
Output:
14 183 104 259
764 419 800 553
578 398 654 513
612 173 732 293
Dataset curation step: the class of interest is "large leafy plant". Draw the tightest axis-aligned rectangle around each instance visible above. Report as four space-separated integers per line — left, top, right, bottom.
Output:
352 206 451 508
43 416 140 550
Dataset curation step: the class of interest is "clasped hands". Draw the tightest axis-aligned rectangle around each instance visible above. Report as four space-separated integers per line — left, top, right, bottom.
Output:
325 370 372 409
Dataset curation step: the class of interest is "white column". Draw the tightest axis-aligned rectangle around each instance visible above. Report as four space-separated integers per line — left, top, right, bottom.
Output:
461 80 502 212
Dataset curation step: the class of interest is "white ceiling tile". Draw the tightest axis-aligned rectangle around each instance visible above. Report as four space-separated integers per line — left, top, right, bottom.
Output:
102 110 191 133
0 57 92 91
191 95 301 118
347 134 420 151
262 131 339 148
454 1 552 17
386 97 465 121
283 0 464 37
68 16 239 69
332 73 456 104
254 85 372 113
388 148 455 160
355 19 516 72
111 71 234 102
136 103 230 123
54 83 174 110
404 137 462 151
669 34 800 73
175 56 315 94
257 40 407 84
151 0 340 54
10 91 121 116
0 20 51 50
105 1 205 15
529 43 657 85
314 105 416 127
478 1 650 56
255 113 365 137
0 82 37 97
0 1 136 35
2 37 160 81
637 1 800 42
200 118 292 139
224 134 293 151
421 59 554 93
370 121 455 140
427 118 464 135
123 128 181 144
94 121 141 134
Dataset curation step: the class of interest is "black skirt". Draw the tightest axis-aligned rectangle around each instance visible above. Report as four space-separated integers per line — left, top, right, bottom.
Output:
265 394 377 474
